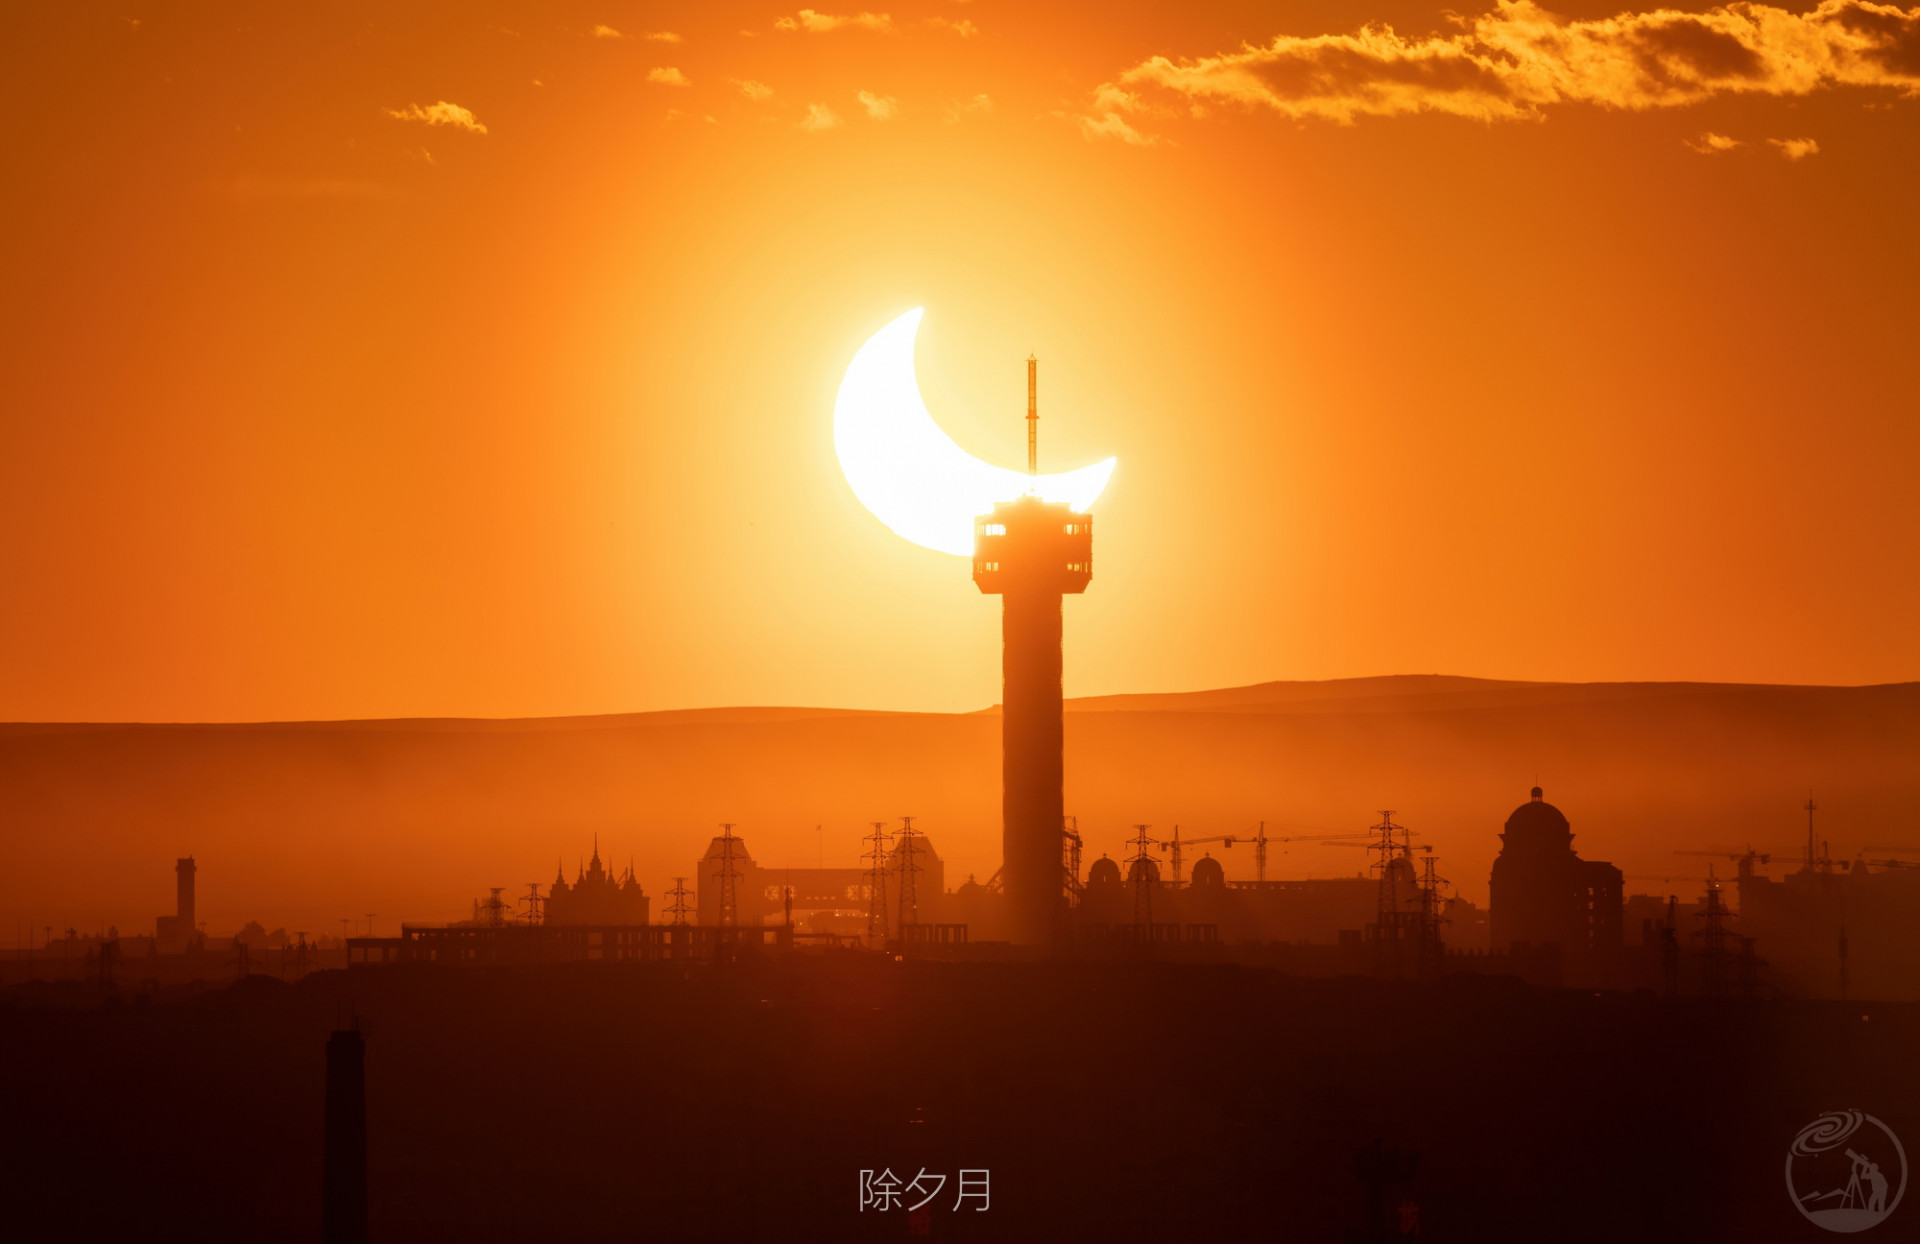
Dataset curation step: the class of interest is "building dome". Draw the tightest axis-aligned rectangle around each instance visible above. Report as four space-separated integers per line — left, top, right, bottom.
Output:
1501 785 1573 853
1190 855 1226 887
1125 857 1162 884
1380 854 1423 913
1087 856 1122 885
1488 784 1623 959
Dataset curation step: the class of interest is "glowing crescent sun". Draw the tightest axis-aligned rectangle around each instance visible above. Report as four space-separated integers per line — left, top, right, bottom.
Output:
833 308 1116 556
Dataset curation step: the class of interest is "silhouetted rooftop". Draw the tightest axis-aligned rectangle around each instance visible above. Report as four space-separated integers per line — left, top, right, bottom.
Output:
1501 786 1573 849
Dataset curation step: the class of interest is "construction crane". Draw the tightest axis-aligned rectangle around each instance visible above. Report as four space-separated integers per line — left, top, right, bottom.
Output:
1163 825 1241 884
1062 814 1085 907
1244 821 1382 883
1674 848 1776 880
1862 858 1920 871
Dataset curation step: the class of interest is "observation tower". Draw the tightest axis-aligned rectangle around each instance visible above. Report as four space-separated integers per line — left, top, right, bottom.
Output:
973 357 1093 945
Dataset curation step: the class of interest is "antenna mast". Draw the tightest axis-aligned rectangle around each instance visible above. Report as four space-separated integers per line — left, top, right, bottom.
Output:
1026 354 1038 476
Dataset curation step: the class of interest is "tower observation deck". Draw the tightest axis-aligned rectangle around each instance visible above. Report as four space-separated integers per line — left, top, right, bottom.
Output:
973 357 1093 945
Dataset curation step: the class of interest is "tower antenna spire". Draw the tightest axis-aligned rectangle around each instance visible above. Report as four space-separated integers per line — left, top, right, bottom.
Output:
1026 354 1038 477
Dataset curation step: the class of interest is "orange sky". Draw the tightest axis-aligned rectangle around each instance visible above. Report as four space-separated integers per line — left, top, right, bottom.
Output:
2 0 1917 723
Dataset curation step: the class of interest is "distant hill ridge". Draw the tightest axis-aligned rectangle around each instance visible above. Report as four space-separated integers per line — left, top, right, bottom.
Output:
2 674 1915 934
5 673 1911 733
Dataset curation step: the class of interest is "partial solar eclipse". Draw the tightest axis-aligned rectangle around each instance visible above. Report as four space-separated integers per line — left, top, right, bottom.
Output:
833 308 1116 556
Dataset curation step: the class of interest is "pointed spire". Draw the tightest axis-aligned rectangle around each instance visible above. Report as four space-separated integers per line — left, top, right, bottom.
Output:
1026 354 1038 476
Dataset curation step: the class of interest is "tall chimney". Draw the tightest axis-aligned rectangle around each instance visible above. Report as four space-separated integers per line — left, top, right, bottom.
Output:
175 856 196 933
323 1028 370 1244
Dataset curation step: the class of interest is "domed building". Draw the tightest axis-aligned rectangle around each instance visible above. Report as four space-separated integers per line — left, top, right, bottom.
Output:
1489 787 1622 957
1189 855 1226 888
1074 855 1130 928
692 828 949 934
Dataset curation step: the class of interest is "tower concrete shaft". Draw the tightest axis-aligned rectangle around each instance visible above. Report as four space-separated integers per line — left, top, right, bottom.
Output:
1003 585 1064 944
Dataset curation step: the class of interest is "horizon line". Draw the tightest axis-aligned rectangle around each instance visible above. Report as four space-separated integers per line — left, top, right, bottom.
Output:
3 671 1917 730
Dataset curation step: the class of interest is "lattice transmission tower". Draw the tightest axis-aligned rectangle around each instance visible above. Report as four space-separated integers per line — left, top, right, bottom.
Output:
863 821 894 944
896 816 923 932
1127 824 1162 930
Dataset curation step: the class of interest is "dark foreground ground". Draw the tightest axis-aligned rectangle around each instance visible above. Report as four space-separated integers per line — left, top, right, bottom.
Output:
3 955 1915 1243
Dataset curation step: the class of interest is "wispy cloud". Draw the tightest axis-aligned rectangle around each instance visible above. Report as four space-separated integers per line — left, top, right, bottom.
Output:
858 90 899 119
648 67 692 87
1769 135 1823 157
776 9 894 33
382 101 488 134
595 24 683 43
927 17 977 36
1080 0 1920 139
1073 84 1162 144
1685 130 1745 151
1078 109 1158 145
944 93 994 122
800 102 844 130
733 78 777 101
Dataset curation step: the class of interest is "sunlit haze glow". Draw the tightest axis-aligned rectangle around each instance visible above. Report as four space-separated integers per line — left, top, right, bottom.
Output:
833 308 1116 556
2 2 1916 728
